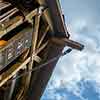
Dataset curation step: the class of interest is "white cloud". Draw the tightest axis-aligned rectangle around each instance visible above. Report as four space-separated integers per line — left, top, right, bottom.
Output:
44 37 100 100
42 0 100 100
45 14 100 100
43 29 100 99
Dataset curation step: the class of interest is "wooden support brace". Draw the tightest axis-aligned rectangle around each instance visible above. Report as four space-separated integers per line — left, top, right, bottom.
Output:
51 37 84 51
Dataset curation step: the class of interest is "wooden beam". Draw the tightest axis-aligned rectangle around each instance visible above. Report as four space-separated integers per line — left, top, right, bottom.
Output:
51 37 84 51
46 0 69 38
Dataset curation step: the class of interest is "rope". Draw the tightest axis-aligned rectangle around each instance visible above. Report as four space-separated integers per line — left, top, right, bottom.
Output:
8 48 72 83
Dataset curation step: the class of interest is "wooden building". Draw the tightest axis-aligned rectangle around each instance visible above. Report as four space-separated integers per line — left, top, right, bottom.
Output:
0 0 84 100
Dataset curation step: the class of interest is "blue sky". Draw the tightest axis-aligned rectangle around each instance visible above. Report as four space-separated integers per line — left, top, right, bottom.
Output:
42 0 100 100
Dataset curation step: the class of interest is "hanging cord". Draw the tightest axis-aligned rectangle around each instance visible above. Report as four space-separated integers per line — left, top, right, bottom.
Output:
7 48 72 83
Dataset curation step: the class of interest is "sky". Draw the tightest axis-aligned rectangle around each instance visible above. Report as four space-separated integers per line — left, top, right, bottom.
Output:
42 0 100 100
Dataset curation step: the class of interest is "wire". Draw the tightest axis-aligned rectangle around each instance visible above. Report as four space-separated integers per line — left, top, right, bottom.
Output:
8 48 72 83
